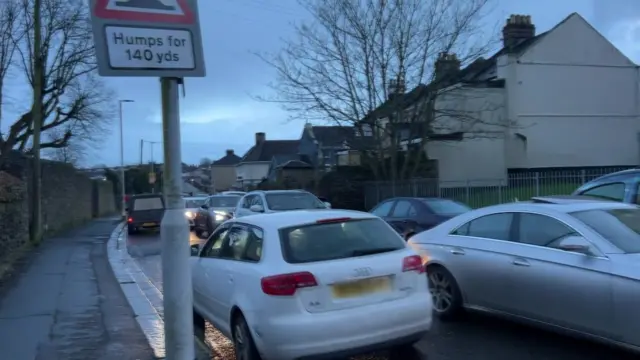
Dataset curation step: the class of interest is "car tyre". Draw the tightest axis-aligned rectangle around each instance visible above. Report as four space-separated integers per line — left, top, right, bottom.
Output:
127 226 137 235
389 342 421 359
232 313 261 360
427 265 463 320
193 309 205 342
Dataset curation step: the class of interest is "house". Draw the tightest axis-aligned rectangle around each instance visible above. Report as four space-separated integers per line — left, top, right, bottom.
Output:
236 132 300 187
210 149 241 191
371 13 640 183
266 155 314 186
298 124 353 168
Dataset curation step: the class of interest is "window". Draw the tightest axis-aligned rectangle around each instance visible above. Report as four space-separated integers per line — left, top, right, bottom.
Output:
371 201 394 217
451 222 469 236
391 200 416 217
133 197 164 210
580 182 626 201
219 224 263 261
571 208 640 253
265 193 325 211
279 218 405 264
241 196 252 209
518 213 578 247
423 199 471 216
185 198 206 208
466 213 513 241
209 196 241 208
200 225 231 258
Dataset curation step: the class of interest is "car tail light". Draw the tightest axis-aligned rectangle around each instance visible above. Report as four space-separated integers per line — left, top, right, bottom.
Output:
127 217 133 223
261 271 318 296
402 255 424 274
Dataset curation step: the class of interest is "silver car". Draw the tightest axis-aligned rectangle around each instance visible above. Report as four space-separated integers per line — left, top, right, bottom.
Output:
408 201 640 352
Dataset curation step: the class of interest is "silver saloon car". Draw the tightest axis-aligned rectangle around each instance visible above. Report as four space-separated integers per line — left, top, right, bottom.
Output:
408 201 640 353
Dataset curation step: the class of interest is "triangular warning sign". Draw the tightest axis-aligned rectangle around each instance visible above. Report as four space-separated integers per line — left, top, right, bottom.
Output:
94 0 195 24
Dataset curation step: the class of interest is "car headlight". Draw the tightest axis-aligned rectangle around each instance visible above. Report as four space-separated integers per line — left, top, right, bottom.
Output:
185 211 195 219
214 214 226 221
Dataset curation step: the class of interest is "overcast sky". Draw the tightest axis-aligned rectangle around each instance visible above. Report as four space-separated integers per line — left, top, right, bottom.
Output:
3 0 639 167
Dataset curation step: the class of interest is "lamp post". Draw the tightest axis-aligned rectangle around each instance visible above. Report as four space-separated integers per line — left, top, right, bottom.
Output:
119 99 134 217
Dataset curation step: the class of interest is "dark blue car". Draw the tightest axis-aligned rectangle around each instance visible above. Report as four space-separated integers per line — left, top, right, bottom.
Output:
572 169 640 204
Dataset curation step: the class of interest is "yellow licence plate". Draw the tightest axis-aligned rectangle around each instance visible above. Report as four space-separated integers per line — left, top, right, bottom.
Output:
331 276 391 298
142 222 156 227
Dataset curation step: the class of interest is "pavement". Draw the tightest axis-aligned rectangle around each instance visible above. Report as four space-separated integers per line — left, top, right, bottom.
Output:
126 230 639 360
0 217 154 360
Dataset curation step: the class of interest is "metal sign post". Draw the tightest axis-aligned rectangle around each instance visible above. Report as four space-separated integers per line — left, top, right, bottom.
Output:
89 1 206 359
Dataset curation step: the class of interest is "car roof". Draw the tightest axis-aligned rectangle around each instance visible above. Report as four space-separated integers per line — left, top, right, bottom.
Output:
592 168 640 181
530 195 616 204
247 189 308 195
233 209 376 229
483 201 637 214
184 196 207 199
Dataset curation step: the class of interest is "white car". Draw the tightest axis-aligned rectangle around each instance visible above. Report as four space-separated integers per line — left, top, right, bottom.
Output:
190 209 432 360
234 190 330 218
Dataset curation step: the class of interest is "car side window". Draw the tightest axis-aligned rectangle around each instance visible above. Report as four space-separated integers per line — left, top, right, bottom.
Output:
241 196 251 209
580 182 626 201
391 200 416 217
451 222 469 236
466 213 514 241
200 224 231 258
217 224 263 262
253 195 264 206
371 200 394 217
519 213 579 248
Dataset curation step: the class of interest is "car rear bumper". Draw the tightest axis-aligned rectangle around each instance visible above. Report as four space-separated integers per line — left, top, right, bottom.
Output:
250 292 432 360
129 222 161 229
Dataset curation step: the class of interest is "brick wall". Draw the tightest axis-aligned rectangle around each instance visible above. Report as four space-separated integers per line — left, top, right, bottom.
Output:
0 154 116 261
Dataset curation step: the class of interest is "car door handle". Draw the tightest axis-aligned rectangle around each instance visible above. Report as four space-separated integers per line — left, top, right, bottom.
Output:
512 259 530 267
449 249 465 255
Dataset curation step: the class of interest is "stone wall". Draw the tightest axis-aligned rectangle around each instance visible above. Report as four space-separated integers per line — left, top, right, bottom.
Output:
0 155 116 261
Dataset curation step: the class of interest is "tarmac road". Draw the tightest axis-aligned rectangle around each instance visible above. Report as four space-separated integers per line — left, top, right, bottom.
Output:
127 231 636 360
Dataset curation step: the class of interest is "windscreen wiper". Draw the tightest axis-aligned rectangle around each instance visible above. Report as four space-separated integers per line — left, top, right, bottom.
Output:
351 247 399 256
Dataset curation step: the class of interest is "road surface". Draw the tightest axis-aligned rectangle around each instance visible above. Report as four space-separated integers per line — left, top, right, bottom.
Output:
127 231 636 360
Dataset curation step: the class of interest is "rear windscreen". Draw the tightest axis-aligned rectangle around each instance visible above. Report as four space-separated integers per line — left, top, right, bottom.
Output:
185 199 206 208
279 218 405 264
133 197 164 210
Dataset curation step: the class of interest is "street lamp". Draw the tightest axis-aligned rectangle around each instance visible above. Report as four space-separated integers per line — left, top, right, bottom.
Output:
119 99 134 217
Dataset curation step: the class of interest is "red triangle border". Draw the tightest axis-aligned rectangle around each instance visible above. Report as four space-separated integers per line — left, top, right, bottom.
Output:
94 0 195 25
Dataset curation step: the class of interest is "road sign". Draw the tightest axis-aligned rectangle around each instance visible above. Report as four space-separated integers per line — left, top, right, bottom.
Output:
89 0 205 77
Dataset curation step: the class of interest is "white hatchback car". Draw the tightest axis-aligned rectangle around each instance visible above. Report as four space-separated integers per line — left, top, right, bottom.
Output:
234 190 330 218
190 209 432 360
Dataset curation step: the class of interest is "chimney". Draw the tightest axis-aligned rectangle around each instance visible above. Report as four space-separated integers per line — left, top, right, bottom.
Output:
502 15 535 50
387 74 406 100
255 132 266 144
434 52 461 81
225 149 234 156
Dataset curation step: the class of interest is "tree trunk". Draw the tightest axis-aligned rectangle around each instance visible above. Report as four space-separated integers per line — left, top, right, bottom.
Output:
30 0 43 244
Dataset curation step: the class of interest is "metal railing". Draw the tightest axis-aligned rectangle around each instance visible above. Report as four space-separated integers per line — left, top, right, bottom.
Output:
363 167 635 209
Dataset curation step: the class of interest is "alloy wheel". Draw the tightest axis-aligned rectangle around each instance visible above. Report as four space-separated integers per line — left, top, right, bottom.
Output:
234 323 248 360
428 271 454 313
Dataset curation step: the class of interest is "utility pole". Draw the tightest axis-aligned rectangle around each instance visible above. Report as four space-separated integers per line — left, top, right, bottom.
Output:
139 139 143 165
119 99 134 217
142 139 160 193
29 0 43 244
160 77 193 359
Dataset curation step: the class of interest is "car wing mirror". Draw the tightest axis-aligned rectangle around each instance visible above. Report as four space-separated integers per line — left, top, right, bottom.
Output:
249 204 264 213
323 201 332 209
557 236 593 255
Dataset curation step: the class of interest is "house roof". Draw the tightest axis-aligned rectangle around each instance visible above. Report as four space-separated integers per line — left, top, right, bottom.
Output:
212 152 241 166
309 126 354 147
240 140 300 163
277 160 312 169
362 14 570 123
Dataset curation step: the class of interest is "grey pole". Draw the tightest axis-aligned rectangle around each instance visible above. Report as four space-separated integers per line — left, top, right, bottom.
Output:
160 77 194 359
119 99 133 217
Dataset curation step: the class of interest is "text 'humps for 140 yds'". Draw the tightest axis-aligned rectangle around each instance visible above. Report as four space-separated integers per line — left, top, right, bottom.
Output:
105 26 195 70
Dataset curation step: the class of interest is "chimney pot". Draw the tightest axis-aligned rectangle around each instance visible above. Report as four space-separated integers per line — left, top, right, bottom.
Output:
503 14 535 50
434 52 460 81
255 132 266 144
226 149 234 156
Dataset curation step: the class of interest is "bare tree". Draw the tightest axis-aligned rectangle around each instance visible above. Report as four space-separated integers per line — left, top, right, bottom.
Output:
199 157 212 167
44 127 84 165
0 0 21 133
257 0 504 181
0 0 114 164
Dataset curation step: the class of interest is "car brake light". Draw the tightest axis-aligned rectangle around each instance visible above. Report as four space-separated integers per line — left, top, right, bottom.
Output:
127 217 133 223
261 271 318 296
402 255 424 273
316 217 351 224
